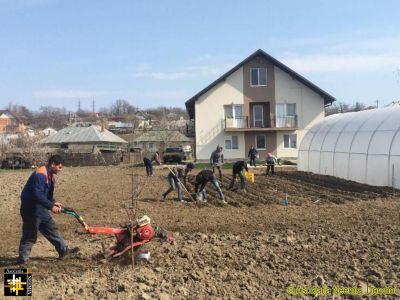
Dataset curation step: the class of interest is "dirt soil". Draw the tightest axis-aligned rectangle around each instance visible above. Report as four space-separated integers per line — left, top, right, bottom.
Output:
0 165 399 299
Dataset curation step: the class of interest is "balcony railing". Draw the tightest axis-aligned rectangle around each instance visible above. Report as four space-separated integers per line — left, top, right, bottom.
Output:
275 115 298 128
224 115 297 129
224 116 249 128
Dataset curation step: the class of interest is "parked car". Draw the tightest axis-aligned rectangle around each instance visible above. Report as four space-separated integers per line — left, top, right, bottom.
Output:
163 147 185 163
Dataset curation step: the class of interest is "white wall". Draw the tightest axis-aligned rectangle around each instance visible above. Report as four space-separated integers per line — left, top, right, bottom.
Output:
195 67 245 160
274 66 325 158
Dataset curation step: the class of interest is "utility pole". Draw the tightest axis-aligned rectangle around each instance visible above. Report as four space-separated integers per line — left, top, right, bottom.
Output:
92 98 95 113
376 99 379 108
78 99 81 113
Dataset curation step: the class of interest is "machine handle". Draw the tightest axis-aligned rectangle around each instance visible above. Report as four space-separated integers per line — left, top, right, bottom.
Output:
62 207 89 230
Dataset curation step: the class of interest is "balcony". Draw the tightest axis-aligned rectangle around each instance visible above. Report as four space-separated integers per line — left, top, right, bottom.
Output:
224 115 297 131
275 115 298 128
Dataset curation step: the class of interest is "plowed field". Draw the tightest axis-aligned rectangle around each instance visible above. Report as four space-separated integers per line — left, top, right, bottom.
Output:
0 165 399 299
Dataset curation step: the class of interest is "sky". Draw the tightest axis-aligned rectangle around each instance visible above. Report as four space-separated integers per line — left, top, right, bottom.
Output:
0 0 399 112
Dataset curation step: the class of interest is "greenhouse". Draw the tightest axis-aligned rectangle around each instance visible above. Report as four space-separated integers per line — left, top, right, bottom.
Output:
298 106 400 188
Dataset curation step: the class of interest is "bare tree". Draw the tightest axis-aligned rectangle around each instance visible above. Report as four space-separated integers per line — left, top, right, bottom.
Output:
353 101 366 112
144 106 188 121
326 101 351 116
123 172 146 268
110 99 137 116
29 106 69 130
6 134 52 167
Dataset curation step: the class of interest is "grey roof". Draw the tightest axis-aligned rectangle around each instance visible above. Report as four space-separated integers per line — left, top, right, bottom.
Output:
134 130 192 143
185 49 336 119
42 125 128 144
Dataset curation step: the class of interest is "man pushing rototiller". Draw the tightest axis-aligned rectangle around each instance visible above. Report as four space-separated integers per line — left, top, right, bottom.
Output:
62 208 172 259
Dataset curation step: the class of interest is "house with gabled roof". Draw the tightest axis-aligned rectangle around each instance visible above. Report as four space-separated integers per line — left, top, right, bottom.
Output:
129 130 192 152
185 49 336 161
0 110 26 133
41 125 127 153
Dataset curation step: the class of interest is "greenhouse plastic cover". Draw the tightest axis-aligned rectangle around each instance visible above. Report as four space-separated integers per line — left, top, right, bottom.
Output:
298 106 400 188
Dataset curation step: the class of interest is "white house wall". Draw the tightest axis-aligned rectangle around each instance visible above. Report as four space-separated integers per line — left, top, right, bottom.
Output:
195 67 245 160
274 66 325 158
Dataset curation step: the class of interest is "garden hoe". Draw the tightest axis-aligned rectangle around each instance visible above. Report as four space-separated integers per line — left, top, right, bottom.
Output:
165 165 195 202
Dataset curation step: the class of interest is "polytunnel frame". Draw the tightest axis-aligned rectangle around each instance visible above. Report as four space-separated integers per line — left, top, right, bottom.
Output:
316 115 349 175
388 126 400 188
363 110 391 185
303 108 400 188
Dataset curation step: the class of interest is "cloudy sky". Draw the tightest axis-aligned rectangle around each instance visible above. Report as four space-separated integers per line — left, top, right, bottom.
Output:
0 0 399 111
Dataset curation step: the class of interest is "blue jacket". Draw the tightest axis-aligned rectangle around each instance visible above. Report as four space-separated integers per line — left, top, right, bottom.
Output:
21 165 55 218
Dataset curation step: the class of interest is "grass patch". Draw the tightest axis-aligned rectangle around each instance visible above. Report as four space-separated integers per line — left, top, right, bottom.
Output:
194 162 235 169
278 159 297 165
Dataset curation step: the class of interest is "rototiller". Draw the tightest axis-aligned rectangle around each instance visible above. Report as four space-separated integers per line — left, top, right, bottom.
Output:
62 208 172 258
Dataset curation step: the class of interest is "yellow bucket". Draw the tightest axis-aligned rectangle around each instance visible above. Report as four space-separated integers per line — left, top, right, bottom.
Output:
244 171 255 183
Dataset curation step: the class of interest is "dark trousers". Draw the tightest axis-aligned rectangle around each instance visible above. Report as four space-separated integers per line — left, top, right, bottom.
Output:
143 158 153 176
212 165 223 181
228 171 245 190
196 179 224 201
249 157 256 167
162 174 182 200
266 164 275 175
18 211 67 262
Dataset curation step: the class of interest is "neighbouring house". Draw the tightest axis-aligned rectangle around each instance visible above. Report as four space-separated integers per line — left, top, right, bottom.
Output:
128 130 193 153
26 128 35 137
42 125 127 153
169 116 188 129
135 111 152 129
41 127 58 136
185 49 336 161
41 125 128 166
136 115 151 129
0 110 26 133
108 121 134 134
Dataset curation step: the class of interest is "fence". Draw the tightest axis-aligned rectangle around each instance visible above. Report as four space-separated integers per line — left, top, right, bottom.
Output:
122 152 143 164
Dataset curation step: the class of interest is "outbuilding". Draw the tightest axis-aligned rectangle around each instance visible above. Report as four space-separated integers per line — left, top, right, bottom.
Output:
298 106 400 188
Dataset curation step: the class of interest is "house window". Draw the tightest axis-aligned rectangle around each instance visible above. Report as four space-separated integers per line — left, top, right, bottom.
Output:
276 103 297 127
253 105 264 127
224 105 244 128
225 135 239 150
277 103 296 116
284 134 297 148
250 68 267 86
256 135 266 150
149 142 154 149
224 105 243 118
